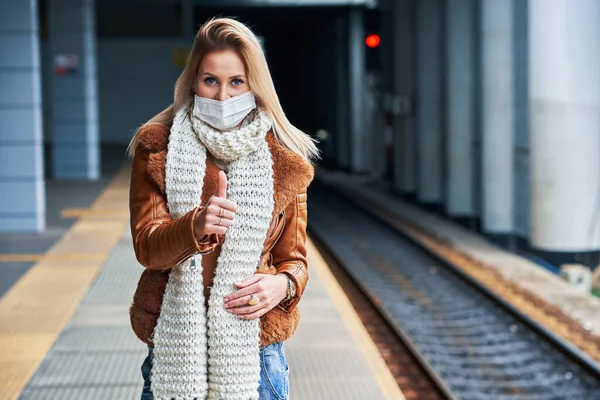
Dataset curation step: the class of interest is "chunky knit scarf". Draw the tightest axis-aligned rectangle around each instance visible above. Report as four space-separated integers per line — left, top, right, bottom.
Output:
151 106 274 399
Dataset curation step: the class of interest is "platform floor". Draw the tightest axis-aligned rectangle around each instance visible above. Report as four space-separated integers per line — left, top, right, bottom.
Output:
0 147 126 298
0 164 404 400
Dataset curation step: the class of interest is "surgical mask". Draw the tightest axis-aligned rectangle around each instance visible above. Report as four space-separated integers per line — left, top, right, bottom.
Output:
193 91 257 131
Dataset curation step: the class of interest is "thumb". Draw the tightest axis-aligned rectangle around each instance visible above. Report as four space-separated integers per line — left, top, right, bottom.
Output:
216 170 227 198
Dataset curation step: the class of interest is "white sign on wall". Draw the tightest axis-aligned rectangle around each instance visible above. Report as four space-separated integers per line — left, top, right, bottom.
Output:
54 54 79 75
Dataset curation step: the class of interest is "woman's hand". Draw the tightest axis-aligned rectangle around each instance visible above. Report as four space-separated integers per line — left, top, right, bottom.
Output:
224 274 289 319
194 171 237 239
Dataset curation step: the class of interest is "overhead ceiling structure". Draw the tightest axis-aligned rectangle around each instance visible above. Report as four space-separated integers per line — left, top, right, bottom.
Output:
92 0 375 37
196 0 376 6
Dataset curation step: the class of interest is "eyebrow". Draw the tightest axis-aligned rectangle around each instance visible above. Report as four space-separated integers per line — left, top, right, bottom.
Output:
200 72 246 79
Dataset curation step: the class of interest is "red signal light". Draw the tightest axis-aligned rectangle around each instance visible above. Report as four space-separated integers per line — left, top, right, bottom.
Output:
365 34 380 48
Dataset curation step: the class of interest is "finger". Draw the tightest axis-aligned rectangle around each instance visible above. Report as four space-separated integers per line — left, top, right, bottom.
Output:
204 225 228 236
225 293 255 308
207 215 233 228
235 274 263 288
221 209 235 220
216 170 227 198
229 303 268 316
214 226 228 235
223 282 260 302
227 303 260 315
207 197 238 213
207 211 234 223
238 307 269 320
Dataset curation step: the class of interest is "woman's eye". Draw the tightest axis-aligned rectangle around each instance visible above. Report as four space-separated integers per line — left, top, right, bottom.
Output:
232 78 244 86
204 77 217 85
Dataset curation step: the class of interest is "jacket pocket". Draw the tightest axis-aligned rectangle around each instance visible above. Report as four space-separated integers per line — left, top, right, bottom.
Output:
261 210 286 258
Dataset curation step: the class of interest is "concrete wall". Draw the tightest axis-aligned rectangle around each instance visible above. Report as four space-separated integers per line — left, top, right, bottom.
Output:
43 38 190 145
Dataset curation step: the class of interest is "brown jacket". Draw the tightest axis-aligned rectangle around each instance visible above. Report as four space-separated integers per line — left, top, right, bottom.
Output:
129 123 314 347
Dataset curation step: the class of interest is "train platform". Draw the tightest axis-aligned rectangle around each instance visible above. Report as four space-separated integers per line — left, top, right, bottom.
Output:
319 169 600 363
0 163 405 400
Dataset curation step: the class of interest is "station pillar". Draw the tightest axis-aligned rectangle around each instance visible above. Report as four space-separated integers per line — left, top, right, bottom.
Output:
0 0 46 233
529 0 600 265
445 0 478 226
47 0 100 180
416 0 444 209
481 0 515 245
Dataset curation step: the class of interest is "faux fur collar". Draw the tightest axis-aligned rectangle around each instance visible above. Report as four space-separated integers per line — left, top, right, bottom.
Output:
136 123 314 215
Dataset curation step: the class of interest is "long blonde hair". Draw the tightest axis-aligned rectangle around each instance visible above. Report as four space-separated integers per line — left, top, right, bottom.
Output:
128 17 319 163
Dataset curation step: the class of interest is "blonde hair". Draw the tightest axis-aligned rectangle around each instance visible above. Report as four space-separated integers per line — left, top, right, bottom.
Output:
128 17 319 163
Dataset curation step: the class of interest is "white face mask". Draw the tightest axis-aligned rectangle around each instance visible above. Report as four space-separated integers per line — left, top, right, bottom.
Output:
193 91 257 131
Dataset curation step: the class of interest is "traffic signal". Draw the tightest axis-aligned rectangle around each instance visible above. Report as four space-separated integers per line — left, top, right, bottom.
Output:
365 8 381 71
365 34 381 48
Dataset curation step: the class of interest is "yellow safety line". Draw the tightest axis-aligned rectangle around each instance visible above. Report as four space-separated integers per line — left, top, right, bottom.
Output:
60 208 130 219
307 238 406 400
0 255 43 262
0 165 132 400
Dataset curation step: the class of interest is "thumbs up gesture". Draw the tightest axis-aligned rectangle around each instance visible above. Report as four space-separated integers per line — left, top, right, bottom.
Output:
194 171 238 239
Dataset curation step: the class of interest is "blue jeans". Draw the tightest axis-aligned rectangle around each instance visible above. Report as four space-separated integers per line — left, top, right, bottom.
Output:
141 342 290 400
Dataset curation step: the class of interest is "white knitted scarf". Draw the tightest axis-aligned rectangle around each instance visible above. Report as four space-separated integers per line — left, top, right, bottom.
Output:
151 106 274 399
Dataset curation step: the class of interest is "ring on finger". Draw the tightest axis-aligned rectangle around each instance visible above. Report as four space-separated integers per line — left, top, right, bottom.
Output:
218 217 223 226
219 207 224 218
248 294 260 306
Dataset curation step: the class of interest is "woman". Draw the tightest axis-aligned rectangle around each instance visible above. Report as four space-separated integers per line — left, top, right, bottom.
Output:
128 17 318 400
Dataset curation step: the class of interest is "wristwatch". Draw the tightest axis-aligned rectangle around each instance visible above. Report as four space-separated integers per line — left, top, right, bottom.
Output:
281 273 296 303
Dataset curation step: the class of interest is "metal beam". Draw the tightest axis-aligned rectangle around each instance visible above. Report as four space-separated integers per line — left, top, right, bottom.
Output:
196 0 376 7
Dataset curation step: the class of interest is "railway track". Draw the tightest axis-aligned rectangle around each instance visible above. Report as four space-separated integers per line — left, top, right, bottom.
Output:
312 229 445 400
308 181 600 400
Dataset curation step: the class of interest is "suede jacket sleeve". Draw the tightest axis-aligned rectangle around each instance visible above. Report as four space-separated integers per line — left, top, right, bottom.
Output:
271 191 309 312
129 145 219 270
